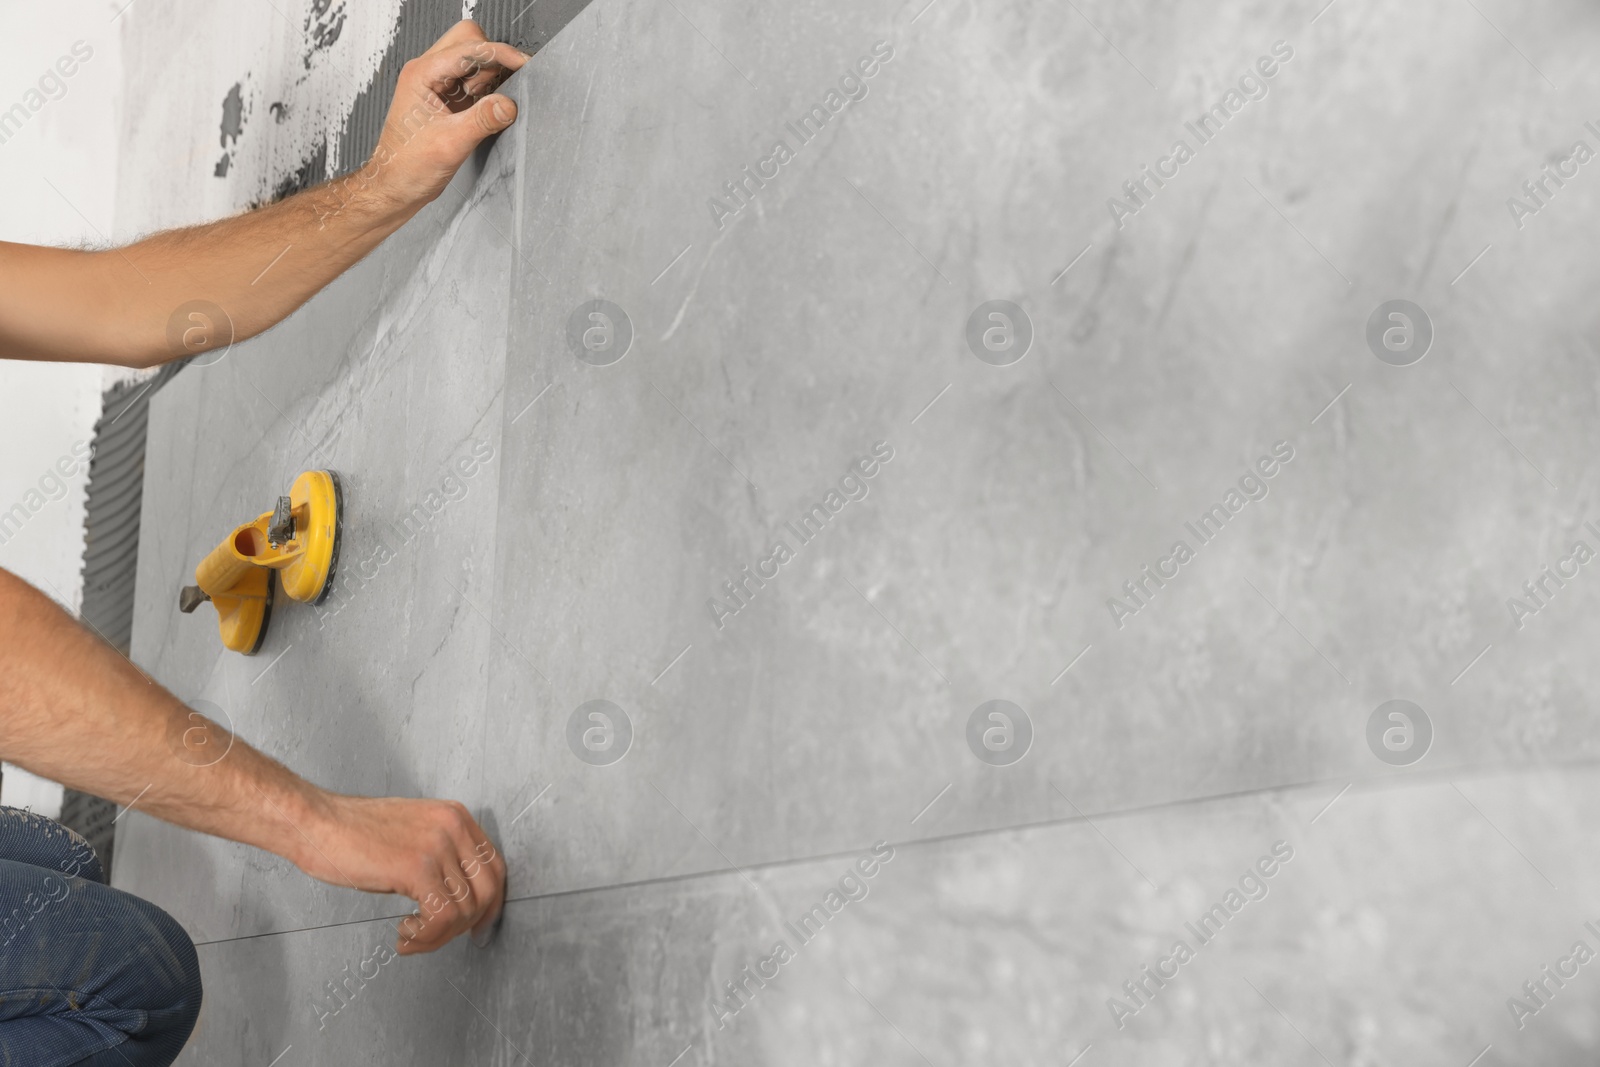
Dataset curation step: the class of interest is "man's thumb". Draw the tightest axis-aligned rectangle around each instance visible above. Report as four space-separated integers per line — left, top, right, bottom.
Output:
472 93 517 136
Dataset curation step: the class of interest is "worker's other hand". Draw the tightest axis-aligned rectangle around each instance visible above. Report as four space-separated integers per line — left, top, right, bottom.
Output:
296 794 508 955
367 20 528 210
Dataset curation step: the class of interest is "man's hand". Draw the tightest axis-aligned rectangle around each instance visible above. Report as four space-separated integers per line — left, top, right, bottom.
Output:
0 19 528 367
0 566 508 957
364 21 528 210
294 795 508 955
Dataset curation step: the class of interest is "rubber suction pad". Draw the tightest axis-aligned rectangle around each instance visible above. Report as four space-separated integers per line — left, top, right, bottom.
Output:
314 471 344 607
245 576 276 657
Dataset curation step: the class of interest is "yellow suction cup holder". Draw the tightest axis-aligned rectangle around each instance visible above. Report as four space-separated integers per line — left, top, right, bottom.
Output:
179 470 343 654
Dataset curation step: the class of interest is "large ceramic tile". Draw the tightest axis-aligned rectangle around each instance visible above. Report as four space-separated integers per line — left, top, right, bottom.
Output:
175 761 1600 1064
477 0 1600 904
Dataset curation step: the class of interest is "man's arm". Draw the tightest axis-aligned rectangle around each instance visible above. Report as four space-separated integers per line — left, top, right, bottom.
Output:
0 566 504 954
0 20 521 953
0 20 527 369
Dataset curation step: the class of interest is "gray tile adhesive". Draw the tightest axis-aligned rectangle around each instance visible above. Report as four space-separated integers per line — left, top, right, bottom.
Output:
62 362 183 871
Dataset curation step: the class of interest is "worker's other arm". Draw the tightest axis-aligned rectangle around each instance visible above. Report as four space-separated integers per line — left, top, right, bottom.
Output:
0 21 526 369
0 567 505 954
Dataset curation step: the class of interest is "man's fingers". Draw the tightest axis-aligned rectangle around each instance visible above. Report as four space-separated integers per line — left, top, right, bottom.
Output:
463 94 518 138
406 40 527 99
446 806 506 934
396 911 428 946
468 835 508 940
393 807 506 955
460 63 513 101
396 881 470 954
366 25 527 205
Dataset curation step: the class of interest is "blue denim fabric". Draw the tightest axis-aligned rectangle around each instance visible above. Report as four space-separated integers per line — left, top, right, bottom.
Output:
0 807 202 1066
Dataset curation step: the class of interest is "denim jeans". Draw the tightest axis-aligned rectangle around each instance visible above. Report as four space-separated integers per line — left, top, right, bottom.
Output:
0 807 202 1066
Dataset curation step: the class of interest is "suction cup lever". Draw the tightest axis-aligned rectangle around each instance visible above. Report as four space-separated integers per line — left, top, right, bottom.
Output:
178 586 211 614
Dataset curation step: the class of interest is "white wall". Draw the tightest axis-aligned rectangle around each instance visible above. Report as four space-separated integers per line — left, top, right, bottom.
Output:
114 0 405 232
0 0 126 601
0 0 128 812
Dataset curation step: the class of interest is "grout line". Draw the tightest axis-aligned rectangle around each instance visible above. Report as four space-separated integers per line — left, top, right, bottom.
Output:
1309 383 1352 425
252 644 294 686
1050 644 1092 685
509 783 553 827
651 244 693 285
910 782 951 824
1451 642 1493 685
190 755 1600 949
650 644 693 686
1309 782 1351 824
510 382 552 425
909 383 952 425
1451 244 1493 286
1050 243 1093 286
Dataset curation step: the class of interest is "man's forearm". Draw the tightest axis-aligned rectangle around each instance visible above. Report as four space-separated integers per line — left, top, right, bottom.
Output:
0 566 323 865
0 181 415 369
110 178 415 366
0 563 511 949
0 28 525 369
